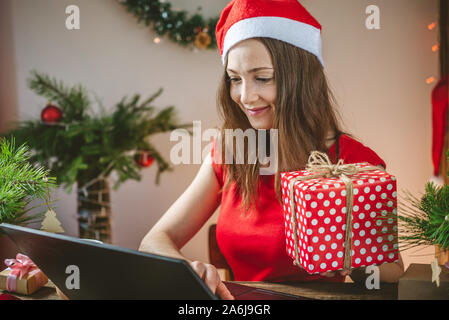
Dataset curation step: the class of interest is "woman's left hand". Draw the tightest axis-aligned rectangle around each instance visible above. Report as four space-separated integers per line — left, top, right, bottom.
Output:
320 269 352 277
319 253 405 282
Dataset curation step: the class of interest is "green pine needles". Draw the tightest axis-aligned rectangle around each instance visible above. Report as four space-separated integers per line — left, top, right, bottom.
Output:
3 70 191 193
399 181 449 251
0 137 57 228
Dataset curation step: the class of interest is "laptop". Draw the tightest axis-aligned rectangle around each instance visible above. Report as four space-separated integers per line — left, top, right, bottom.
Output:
0 223 309 300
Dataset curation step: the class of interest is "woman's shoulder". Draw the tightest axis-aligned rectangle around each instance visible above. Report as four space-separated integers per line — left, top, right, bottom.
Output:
332 134 387 169
210 137 225 186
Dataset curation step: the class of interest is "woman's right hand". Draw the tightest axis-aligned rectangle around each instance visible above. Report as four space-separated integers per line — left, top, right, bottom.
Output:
189 261 235 300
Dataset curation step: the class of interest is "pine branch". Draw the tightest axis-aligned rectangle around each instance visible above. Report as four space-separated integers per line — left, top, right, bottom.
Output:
398 182 449 250
138 87 163 108
3 71 192 193
28 70 90 121
0 137 57 226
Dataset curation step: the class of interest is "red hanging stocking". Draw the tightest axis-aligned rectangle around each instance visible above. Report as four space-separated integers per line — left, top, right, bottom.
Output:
432 76 449 176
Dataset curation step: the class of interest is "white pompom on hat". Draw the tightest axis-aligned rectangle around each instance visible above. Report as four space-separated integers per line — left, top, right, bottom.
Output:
215 0 324 67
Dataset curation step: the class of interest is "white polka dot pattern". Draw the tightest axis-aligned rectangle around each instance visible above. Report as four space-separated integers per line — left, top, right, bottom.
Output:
280 163 399 275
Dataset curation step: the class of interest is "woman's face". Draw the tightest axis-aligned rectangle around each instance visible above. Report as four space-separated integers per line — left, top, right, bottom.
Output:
226 39 276 130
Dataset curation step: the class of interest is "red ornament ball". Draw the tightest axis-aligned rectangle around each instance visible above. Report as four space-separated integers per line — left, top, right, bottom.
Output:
134 151 154 168
41 103 63 124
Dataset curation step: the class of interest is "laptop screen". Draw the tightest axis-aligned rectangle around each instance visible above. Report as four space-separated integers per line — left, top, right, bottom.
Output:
0 223 218 300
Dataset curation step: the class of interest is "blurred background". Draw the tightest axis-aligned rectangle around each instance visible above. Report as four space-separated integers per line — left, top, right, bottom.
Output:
0 0 441 271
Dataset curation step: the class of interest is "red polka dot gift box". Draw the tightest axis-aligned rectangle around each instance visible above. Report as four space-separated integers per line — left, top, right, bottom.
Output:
280 152 399 275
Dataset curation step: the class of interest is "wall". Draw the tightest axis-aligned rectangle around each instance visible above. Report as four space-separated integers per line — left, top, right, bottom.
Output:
0 0 439 271
0 0 18 133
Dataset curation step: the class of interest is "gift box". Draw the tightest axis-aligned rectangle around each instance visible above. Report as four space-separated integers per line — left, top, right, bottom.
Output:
0 254 48 295
281 151 399 275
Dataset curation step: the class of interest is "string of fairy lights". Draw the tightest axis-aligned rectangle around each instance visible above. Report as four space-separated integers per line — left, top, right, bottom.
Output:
427 21 439 84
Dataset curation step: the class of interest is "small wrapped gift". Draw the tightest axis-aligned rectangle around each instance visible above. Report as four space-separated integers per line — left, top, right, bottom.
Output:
0 254 48 295
281 151 399 274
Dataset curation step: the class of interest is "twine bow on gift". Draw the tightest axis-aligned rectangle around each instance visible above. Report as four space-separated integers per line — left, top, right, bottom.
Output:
306 151 359 177
4 254 41 292
288 151 383 273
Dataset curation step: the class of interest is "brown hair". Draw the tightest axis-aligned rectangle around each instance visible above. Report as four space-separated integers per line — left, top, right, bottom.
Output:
216 37 344 215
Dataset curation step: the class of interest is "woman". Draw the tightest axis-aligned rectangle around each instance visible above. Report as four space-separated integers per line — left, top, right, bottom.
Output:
139 0 404 300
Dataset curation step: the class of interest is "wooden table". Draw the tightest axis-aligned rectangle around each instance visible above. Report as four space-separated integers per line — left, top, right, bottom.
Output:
234 281 397 300
3 280 61 300
3 279 397 300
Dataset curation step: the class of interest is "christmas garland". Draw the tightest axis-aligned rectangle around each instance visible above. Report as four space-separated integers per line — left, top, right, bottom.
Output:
119 0 219 50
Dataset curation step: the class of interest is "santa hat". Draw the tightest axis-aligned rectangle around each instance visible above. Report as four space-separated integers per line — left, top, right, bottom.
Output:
215 0 324 66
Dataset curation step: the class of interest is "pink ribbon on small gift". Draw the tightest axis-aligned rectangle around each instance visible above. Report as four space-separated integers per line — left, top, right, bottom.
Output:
4 254 46 293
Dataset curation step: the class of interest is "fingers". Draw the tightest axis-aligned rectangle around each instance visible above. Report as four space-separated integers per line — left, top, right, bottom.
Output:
320 269 352 277
189 261 234 300
339 269 352 277
216 282 235 300
191 260 207 277
203 263 221 289
320 271 336 277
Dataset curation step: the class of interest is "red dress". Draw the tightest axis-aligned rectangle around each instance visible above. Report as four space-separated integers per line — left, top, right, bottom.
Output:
211 134 386 282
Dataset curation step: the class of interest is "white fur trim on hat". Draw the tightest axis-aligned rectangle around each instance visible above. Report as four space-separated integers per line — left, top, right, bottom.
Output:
222 16 324 67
